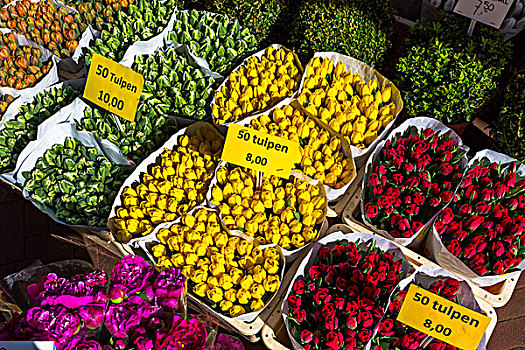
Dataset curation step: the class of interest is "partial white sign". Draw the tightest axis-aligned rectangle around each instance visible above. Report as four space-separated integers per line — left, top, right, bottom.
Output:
454 0 514 28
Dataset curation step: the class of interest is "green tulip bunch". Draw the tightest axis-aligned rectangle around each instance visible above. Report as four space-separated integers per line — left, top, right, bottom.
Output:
23 137 128 226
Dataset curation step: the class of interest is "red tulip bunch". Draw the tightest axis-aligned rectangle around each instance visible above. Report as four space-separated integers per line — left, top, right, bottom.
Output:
426 339 459 350
434 159 525 276
372 278 461 350
363 127 466 239
286 240 405 350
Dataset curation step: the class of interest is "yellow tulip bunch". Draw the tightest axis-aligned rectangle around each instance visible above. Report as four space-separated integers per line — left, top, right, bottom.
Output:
248 103 354 189
210 166 326 250
151 208 282 317
212 46 302 125
112 128 224 243
297 57 397 149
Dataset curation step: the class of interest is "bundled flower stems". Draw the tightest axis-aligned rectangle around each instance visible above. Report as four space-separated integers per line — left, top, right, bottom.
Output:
0 256 214 350
149 207 283 318
433 154 525 277
284 233 408 350
209 164 326 252
111 126 224 242
363 124 467 243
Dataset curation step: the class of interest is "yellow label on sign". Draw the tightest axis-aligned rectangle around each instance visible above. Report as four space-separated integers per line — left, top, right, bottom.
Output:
84 53 144 122
221 124 300 178
397 284 490 350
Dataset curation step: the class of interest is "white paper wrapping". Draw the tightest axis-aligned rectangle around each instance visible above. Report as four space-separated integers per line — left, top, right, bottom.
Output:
360 117 470 248
210 44 303 129
427 149 525 287
234 98 357 203
35 97 87 137
12 122 135 230
134 205 287 323
296 52 404 168
71 24 95 64
107 122 224 242
281 231 410 350
205 160 329 261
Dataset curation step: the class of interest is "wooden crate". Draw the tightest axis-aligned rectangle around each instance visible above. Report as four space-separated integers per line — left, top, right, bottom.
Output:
326 181 355 218
342 167 520 308
188 297 268 343
0 177 22 195
261 224 499 349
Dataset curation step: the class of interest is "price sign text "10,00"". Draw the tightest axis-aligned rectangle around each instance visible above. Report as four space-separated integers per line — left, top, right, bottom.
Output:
397 284 491 350
84 53 144 122
221 124 300 178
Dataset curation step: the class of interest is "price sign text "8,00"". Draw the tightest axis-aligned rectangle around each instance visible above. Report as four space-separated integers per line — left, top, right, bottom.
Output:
221 124 300 178
397 284 491 350
84 53 144 122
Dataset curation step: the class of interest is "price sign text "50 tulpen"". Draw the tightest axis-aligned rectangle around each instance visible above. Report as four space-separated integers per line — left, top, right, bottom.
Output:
84 53 144 122
397 284 491 350
221 124 300 178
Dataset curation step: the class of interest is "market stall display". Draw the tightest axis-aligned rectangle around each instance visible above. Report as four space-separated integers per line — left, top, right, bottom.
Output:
0 31 53 90
132 45 218 120
298 57 394 149
85 0 178 63
373 265 487 350
75 102 180 164
429 150 525 287
241 99 356 201
0 256 214 350
296 52 403 167
66 0 131 31
0 1 522 349
282 232 410 350
23 136 130 227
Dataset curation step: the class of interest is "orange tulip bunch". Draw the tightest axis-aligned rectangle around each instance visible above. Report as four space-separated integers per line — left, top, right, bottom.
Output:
0 32 52 90
0 0 88 58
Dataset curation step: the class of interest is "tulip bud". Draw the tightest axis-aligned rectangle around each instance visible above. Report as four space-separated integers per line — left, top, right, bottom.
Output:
230 305 246 317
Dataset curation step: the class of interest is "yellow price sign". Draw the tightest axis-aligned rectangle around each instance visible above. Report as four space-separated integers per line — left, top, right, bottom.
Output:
84 53 144 122
397 284 490 350
221 124 300 178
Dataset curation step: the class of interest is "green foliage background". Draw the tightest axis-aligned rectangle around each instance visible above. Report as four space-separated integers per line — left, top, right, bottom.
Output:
395 15 513 124
491 71 525 160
